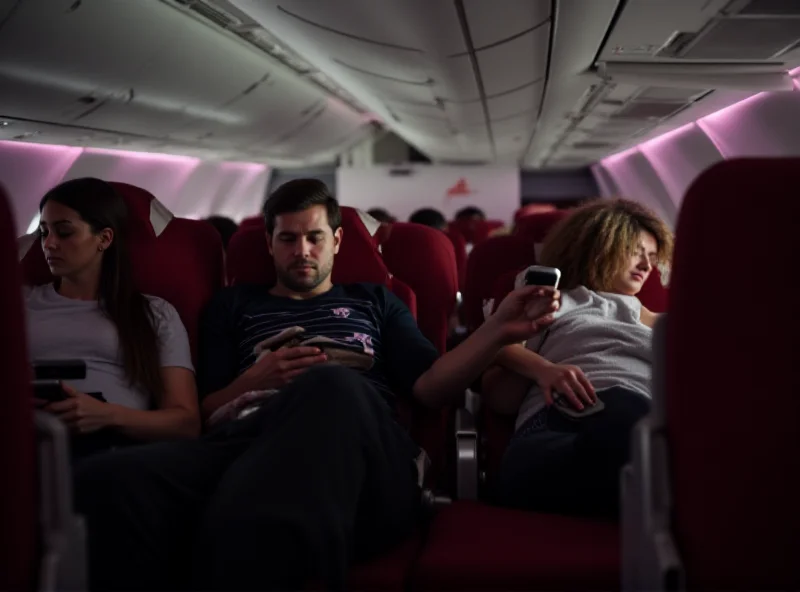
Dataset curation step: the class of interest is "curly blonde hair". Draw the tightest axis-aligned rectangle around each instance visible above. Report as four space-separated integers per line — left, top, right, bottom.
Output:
538 199 673 291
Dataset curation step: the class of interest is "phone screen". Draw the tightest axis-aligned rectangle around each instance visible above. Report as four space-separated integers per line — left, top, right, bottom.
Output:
525 267 560 289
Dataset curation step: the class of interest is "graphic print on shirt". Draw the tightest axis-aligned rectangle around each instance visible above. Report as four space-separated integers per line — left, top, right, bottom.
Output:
237 297 388 394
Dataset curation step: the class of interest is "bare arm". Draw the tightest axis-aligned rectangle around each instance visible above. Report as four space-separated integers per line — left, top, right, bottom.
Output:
640 304 660 328
108 367 201 440
412 285 560 408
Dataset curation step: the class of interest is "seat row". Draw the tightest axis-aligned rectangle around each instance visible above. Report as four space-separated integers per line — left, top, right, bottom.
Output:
3 157 799 590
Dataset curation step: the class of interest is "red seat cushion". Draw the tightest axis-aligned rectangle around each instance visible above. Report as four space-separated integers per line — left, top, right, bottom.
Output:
414 501 620 591
666 158 800 590
381 222 458 354
445 228 468 291
20 182 224 362
462 235 536 331
514 210 570 244
636 268 668 313
0 184 36 592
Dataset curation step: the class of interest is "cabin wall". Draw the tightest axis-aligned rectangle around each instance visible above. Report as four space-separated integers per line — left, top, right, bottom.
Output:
336 165 520 223
592 89 800 229
0 140 270 236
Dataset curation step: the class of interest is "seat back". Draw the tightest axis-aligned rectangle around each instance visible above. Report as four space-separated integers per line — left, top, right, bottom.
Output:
462 235 536 332
445 228 468 291
0 184 36 592
514 210 570 244
20 183 224 362
381 222 459 354
666 159 800 590
637 268 668 313
449 218 491 246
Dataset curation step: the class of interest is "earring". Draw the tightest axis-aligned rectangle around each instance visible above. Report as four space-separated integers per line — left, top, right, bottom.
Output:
98 246 104 252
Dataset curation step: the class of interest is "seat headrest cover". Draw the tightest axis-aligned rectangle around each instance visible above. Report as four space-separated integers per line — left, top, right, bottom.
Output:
109 182 173 238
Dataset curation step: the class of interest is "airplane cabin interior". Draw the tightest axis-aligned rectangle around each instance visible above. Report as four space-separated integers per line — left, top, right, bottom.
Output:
1 0 799 590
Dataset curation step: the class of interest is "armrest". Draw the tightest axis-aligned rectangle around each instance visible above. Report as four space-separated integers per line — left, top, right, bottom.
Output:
35 411 87 592
454 406 479 500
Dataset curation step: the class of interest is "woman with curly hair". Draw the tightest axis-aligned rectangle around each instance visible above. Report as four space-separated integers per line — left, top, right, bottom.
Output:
483 198 673 517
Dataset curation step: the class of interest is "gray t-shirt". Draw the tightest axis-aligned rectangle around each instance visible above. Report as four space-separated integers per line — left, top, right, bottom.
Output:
515 286 653 431
25 284 194 410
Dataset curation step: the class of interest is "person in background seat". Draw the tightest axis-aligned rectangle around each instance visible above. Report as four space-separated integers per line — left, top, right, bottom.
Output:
73 179 560 592
454 205 486 223
483 199 673 518
26 178 200 459
203 215 239 249
409 207 447 231
366 207 396 223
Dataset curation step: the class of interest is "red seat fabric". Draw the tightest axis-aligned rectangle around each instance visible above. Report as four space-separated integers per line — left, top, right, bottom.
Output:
449 219 491 245
20 182 224 361
665 158 800 590
636 268 668 313
462 235 536 332
445 228 467 291
414 501 620 591
381 222 458 354
0 184 36 592
238 215 263 228
514 203 557 222
514 210 570 244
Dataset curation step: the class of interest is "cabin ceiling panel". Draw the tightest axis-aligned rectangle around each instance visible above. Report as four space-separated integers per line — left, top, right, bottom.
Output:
230 0 552 162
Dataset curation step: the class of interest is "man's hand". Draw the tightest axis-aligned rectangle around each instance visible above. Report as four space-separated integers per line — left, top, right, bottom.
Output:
243 346 328 390
534 362 596 410
488 285 560 345
45 384 114 434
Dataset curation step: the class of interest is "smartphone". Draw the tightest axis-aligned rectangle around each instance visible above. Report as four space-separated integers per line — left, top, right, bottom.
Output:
33 379 68 402
33 359 86 381
524 266 561 289
552 393 605 420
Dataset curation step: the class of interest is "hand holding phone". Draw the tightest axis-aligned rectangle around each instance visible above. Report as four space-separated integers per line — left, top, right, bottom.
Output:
523 265 561 289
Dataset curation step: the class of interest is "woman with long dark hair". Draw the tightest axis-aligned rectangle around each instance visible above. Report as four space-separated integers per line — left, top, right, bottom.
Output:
25 178 200 455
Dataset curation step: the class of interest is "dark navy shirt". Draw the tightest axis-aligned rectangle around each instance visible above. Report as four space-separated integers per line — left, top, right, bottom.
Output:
197 283 440 409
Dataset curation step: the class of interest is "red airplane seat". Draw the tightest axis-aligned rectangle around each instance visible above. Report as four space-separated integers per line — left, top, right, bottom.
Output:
514 209 570 244
637 267 668 313
514 203 556 222
624 158 800 590
449 218 491 246
381 222 458 353
20 182 224 362
414 501 620 591
461 235 536 332
0 184 37 592
445 227 467 291
238 215 263 228
374 222 393 247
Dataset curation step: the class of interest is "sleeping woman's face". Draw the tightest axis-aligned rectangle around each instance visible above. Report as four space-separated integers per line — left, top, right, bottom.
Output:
39 200 112 280
611 230 657 296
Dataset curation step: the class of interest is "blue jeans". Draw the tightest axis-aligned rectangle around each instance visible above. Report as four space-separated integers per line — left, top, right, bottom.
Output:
496 386 651 518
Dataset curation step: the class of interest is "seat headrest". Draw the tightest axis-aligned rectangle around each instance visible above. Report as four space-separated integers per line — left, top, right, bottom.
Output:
19 182 175 285
514 210 570 244
226 206 390 287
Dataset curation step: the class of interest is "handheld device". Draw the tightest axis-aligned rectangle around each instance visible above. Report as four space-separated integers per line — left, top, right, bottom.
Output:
32 360 87 402
33 359 86 381
524 265 561 289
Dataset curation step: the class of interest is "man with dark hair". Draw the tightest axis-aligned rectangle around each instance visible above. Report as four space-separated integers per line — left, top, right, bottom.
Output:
74 179 560 592
409 207 447 231
455 205 486 222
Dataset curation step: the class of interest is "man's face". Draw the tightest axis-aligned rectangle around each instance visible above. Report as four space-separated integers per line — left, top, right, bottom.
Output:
268 205 342 294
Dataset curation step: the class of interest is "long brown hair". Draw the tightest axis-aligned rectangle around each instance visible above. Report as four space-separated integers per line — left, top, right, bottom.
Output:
40 178 164 398
539 198 674 292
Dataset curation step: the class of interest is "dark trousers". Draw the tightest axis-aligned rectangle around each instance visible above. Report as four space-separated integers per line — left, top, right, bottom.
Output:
73 365 422 591
496 386 651 518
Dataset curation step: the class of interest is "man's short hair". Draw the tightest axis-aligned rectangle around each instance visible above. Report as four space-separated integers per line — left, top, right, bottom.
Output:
409 208 447 229
264 179 341 235
455 206 486 221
